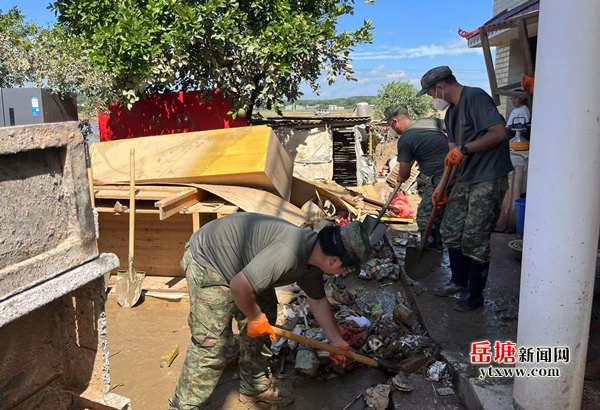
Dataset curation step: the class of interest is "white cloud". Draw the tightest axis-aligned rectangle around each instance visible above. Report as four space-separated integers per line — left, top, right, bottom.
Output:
355 65 409 84
352 38 482 60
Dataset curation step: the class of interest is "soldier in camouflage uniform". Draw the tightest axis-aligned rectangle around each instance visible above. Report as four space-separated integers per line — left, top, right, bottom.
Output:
417 66 512 311
169 213 373 409
384 105 450 249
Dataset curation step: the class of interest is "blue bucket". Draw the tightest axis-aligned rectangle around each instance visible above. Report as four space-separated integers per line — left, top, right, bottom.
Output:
514 198 526 238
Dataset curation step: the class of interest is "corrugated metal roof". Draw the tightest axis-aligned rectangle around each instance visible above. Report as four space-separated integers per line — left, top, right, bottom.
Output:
252 116 372 128
462 0 540 47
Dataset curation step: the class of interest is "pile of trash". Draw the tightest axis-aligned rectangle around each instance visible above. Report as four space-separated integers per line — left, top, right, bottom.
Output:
265 232 454 408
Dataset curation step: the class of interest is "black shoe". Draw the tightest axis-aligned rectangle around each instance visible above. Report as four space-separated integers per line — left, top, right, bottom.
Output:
454 294 485 311
433 280 469 297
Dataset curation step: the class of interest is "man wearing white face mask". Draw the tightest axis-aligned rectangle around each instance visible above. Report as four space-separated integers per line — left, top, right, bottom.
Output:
416 66 512 312
383 104 449 249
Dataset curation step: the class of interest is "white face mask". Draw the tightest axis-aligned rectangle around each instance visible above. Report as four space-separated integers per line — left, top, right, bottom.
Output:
433 87 451 111
389 125 399 137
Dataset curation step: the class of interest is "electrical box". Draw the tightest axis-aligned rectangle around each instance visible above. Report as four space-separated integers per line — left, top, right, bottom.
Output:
0 88 78 127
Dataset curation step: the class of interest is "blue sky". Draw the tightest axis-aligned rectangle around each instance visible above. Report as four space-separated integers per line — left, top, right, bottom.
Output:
11 0 494 99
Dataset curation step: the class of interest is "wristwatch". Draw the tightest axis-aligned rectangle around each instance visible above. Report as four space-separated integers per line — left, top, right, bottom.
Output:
459 145 469 155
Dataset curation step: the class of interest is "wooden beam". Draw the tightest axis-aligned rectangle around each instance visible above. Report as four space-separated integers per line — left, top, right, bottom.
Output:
480 28 501 106
517 19 535 77
94 185 186 201
192 213 200 232
155 188 201 220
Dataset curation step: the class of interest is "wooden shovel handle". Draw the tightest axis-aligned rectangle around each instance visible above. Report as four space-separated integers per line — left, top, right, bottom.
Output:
129 149 136 258
422 165 455 248
272 327 379 368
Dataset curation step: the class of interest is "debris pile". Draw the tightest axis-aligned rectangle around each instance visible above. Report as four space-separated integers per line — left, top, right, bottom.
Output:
261 232 454 409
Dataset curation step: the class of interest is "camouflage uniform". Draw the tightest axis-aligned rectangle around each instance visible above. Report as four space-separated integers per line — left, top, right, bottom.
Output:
417 174 453 247
440 176 508 263
170 244 277 409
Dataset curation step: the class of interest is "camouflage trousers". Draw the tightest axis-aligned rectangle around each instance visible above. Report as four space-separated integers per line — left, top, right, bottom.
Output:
417 174 452 246
440 176 509 263
170 245 278 409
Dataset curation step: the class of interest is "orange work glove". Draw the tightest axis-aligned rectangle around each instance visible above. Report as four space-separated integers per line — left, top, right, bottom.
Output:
247 313 276 341
432 188 448 210
445 147 465 167
329 342 350 367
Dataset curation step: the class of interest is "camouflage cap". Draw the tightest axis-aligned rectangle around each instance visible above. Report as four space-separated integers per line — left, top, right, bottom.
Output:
416 66 453 97
339 221 373 266
383 104 409 121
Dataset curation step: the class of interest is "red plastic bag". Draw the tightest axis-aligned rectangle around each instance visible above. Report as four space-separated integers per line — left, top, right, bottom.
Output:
388 191 415 219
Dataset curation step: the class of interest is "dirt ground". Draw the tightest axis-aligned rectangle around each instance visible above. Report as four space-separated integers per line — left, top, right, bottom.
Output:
106 265 464 410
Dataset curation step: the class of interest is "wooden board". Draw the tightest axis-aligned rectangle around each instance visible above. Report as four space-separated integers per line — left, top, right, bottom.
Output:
348 185 381 202
192 184 308 227
94 185 188 201
289 177 359 211
91 125 293 199
97 212 214 277
107 275 188 292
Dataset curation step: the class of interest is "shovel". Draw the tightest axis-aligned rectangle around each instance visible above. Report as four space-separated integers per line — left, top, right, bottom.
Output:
116 149 146 308
404 165 455 280
272 327 399 373
363 182 402 245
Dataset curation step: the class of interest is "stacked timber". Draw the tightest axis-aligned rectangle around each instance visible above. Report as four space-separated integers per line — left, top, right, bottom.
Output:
90 125 414 299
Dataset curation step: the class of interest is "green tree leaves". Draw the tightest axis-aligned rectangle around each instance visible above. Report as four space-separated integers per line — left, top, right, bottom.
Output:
0 7 109 115
49 0 374 115
373 81 434 119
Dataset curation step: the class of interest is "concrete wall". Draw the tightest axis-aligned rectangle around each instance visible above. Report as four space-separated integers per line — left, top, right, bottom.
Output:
0 123 98 301
0 278 125 410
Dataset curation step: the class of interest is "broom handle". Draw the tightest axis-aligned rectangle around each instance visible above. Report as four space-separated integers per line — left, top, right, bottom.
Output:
272 327 379 368
129 149 135 259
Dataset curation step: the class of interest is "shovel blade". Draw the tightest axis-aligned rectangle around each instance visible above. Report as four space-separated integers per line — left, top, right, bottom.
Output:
404 246 442 280
363 215 389 245
116 269 146 308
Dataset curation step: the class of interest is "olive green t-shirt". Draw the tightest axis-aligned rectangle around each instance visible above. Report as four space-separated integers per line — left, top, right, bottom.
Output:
397 118 449 177
444 86 513 185
189 213 326 299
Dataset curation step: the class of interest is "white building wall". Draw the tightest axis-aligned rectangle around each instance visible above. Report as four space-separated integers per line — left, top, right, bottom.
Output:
492 0 532 116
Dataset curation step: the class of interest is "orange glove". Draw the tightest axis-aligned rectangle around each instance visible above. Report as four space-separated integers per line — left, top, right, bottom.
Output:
522 73 535 95
329 342 350 367
432 187 448 210
445 147 465 167
247 313 276 341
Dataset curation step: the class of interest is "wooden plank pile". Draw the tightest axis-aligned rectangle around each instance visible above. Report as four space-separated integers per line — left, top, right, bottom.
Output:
90 125 414 299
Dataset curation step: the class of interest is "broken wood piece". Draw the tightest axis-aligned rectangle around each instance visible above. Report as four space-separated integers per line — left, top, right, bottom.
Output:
160 344 179 368
191 184 308 226
380 216 413 224
155 188 203 220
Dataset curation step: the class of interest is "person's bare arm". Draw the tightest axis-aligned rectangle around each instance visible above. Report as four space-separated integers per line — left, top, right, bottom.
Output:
230 272 262 321
463 123 508 153
449 142 457 150
307 296 346 345
396 162 412 183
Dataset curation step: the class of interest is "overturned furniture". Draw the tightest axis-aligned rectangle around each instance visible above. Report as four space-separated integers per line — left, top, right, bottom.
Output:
0 123 130 410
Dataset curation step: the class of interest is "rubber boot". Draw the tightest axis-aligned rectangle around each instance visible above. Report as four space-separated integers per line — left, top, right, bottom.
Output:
454 260 489 312
433 248 469 296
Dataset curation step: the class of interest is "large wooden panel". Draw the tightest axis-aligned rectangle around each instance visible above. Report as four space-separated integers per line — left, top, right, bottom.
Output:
91 125 293 199
97 212 215 277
